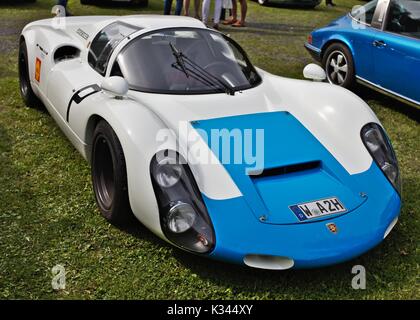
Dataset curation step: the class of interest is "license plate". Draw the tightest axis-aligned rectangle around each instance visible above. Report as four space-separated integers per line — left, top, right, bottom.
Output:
289 197 347 222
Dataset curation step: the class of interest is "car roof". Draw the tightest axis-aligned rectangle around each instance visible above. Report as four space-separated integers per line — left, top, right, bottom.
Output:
56 15 207 35
117 15 206 30
23 15 208 52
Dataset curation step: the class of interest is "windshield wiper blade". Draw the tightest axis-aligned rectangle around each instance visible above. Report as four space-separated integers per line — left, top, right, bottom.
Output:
169 42 189 78
172 63 226 93
181 55 235 96
169 43 235 96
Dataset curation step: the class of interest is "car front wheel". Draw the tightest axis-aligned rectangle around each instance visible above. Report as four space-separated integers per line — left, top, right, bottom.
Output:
322 43 355 89
91 120 134 225
18 40 43 109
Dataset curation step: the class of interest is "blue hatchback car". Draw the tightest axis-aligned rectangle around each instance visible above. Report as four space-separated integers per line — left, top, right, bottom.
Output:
305 0 420 107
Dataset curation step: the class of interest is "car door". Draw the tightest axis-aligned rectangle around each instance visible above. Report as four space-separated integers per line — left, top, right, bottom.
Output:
46 55 102 124
372 0 420 104
348 0 382 80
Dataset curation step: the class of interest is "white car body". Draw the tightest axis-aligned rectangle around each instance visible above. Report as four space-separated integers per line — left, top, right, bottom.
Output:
20 15 394 268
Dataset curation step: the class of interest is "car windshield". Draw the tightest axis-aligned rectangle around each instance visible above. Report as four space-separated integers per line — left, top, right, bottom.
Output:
350 0 378 24
115 28 262 94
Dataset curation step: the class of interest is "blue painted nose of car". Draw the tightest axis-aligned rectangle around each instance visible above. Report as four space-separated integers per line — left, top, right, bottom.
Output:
191 111 401 268
192 111 367 225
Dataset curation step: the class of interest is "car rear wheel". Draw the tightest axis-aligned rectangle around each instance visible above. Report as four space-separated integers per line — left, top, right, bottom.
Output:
18 40 43 109
322 43 355 89
92 120 134 225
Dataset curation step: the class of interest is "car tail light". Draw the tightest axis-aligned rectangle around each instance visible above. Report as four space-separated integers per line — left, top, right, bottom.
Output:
308 34 313 45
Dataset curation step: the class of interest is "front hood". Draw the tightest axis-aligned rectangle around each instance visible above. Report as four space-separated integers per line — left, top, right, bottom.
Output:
128 78 277 128
129 73 379 225
191 111 367 225
129 72 378 177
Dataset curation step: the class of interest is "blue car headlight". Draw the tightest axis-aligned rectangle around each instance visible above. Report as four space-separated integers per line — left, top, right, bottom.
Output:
361 123 401 195
150 150 215 253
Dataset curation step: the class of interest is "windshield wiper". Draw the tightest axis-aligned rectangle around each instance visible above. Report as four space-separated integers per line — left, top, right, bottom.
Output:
169 43 235 96
171 63 225 93
169 42 189 79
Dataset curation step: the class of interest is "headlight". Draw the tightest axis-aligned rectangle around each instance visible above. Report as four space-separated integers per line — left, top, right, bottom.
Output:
153 156 183 188
150 150 215 253
361 123 401 195
167 202 196 233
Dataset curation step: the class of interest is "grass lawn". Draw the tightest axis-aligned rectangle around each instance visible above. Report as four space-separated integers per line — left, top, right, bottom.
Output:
0 0 419 299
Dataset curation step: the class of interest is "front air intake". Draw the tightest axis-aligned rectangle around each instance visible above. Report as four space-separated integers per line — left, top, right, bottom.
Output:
252 161 321 178
244 254 294 270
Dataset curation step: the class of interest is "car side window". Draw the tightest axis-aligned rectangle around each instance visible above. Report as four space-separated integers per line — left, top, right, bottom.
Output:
110 62 124 78
386 0 420 39
88 22 139 75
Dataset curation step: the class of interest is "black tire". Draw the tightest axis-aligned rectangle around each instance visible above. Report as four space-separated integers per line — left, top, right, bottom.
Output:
18 39 43 109
91 120 134 225
322 43 355 89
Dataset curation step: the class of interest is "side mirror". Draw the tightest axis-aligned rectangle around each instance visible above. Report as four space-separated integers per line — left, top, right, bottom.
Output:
101 76 129 99
303 63 326 82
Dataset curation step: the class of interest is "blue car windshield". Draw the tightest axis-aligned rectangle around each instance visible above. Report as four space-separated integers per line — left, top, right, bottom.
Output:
115 28 261 94
350 0 378 25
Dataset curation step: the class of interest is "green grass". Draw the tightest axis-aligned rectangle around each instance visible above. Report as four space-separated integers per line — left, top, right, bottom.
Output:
0 0 419 299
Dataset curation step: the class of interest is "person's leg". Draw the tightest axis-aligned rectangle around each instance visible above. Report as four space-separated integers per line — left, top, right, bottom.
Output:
232 0 246 26
223 0 237 24
220 8 226 22
202 0 210 24
184 0 190 15
164 0 173 15
175 0 183 15
240 0 247 22
213 0 223 27
194 0 201 19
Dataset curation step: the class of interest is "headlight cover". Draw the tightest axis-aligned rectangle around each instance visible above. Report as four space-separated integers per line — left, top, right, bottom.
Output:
150 150 215 253
361 123 401 195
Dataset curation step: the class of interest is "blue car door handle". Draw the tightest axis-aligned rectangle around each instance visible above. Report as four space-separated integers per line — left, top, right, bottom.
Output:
373 40 387 47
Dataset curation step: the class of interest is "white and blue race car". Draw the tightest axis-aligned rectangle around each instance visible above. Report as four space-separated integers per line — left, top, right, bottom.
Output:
19 15 401 270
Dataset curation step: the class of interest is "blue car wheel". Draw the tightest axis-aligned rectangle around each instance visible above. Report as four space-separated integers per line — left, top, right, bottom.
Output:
322 43 355 89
